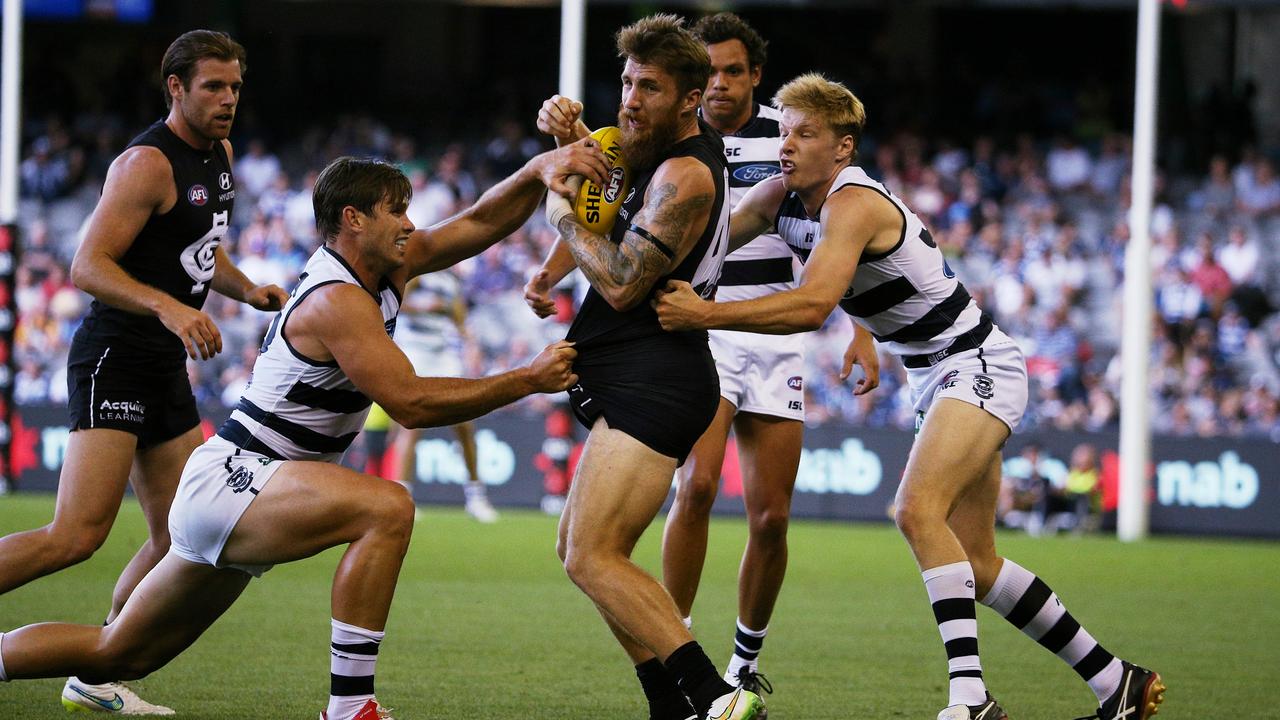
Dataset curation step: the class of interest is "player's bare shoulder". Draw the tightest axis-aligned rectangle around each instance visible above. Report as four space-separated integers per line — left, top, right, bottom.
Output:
641 156 716 229
823 183 903 254
104 145 176 211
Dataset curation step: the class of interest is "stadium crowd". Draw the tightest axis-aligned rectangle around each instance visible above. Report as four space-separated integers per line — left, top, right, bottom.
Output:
11 112 1280 440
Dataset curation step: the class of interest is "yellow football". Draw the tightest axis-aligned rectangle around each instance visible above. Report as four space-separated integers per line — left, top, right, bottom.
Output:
573 126 630 235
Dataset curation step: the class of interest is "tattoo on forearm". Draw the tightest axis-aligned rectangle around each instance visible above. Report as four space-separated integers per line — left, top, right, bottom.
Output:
555 181 712 299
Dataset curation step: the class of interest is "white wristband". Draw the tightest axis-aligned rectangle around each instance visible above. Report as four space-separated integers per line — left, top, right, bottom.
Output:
545 186 576 229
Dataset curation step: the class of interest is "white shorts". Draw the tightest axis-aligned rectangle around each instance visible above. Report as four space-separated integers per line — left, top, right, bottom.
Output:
906 330 1028 433
401 343 464 378
709 329 806 421
168 436 284 577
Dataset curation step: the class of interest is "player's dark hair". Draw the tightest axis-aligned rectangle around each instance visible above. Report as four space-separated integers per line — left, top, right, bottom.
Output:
313 157 412 242
161 30 247 109
692 13 768 70
616 14 712 96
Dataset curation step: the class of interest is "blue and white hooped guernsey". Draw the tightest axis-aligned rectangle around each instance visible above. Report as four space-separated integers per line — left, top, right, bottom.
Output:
773 165 988 360
217 246 401 462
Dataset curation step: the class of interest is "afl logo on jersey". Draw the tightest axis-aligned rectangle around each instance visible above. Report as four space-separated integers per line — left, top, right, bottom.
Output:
188 185 209 206
787 376 803 391
732 163 781 184
218 172 232 190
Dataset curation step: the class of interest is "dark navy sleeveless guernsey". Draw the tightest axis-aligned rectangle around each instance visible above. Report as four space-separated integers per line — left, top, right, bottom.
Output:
74 120 236 368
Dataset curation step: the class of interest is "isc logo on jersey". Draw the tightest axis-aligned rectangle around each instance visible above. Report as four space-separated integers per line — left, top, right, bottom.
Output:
188 185 209 206
574 126 631 234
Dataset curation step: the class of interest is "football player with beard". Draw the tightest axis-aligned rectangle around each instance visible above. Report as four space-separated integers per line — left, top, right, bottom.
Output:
527 13 762 720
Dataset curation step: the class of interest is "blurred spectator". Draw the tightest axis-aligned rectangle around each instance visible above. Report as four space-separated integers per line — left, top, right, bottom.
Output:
1236 158 1280 218
1063 443 1102 534
234 138 283 199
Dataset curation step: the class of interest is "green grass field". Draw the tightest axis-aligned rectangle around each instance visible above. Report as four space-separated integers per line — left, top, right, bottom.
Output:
1 493 1276 719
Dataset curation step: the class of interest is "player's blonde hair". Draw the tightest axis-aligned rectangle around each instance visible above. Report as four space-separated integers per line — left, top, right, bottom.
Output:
773 73 866 161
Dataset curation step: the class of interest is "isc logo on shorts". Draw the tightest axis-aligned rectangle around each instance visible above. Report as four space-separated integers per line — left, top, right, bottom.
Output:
188 184 209 206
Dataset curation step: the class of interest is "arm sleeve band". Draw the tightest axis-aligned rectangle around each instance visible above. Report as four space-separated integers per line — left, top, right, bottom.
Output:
628 224 676 259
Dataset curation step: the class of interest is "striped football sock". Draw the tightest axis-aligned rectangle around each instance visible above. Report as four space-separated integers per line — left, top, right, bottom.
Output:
327 619 384 720
981 559 1123 702
923 561 987 707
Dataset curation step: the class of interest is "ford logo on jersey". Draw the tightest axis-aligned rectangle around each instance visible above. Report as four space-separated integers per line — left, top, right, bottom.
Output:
732 163 780 184
188 185 209 206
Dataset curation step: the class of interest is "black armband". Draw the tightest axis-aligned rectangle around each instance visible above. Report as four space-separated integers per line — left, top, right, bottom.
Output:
628 224 676 259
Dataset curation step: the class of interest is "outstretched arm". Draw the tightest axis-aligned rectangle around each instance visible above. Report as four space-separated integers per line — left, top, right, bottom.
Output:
293 283 578 429
652 186 890 334
405 138 609 277
726 175 787 253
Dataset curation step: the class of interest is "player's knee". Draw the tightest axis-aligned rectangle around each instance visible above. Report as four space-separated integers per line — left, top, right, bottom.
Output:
95 637 160 681
49 525 111 567
369 485 416 549
893 501 927 541
560 542 605 592
747 506 790 544
674 471 719 516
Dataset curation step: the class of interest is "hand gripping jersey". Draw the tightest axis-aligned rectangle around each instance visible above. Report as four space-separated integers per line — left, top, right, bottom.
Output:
567 119 731 349
709 103 797 302
774 165 992 362
75 120 236 367
217 247 402 462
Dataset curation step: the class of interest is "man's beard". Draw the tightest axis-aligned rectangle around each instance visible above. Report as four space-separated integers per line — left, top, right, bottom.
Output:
618 106 681 173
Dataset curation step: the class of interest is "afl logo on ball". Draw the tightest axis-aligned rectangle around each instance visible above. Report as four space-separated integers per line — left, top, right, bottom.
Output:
218 172 232 190
787 376 803 391
188 185 209 206
604 167 626 203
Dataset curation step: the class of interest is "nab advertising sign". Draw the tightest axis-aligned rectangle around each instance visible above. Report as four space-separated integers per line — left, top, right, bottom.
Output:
8 406 1278 538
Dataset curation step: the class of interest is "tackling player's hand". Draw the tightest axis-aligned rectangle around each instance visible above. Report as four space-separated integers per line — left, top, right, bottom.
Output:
651 280 708 332
840 329 880 396
524 269 557 319
537 95 584 141
526 340 578 392
158 299 223 360
535 138 609 202
245 283 289 312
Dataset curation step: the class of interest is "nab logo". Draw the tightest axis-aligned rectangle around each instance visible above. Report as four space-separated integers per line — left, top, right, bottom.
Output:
939 369 959 390
732 163 781 184
188 185 209 206
787 376 803 391
218 172 232 191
